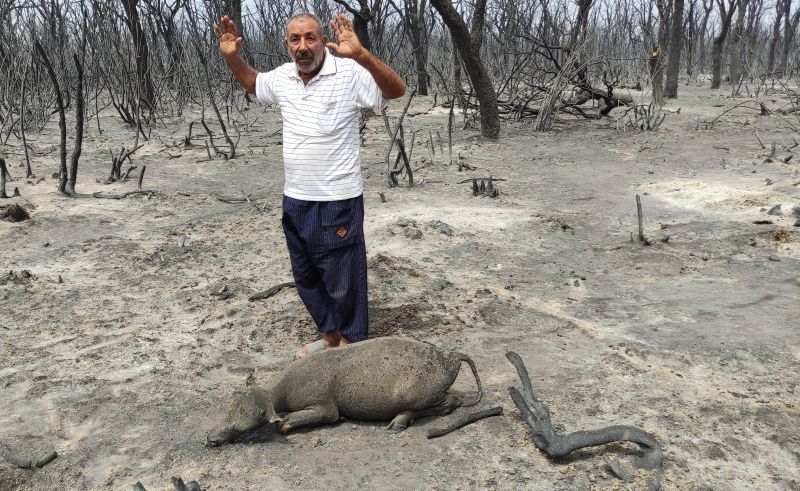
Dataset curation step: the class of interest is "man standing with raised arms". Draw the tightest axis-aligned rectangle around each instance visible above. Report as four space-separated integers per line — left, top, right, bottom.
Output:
214 13 405 357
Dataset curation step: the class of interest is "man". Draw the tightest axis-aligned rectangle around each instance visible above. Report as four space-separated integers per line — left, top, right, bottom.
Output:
214 13 406 357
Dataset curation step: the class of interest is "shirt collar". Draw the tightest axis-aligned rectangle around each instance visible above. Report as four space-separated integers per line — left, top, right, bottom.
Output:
289 48 337 81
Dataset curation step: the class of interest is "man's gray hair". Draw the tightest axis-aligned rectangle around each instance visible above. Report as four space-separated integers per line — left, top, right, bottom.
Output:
285 12 324 37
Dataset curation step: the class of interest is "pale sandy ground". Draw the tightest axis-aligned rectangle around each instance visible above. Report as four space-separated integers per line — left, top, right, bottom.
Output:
1 82 799 490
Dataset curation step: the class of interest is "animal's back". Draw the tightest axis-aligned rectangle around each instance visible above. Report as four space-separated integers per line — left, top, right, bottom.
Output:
289 337 463 420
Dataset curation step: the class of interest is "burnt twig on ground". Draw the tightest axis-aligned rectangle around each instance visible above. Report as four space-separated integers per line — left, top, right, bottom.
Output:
0 444 58 469
35 451 58 468
130 478 201 491
248 282 296 302
457 177 508 184
92 190 155 200
216 195 268 205
505 351 663 488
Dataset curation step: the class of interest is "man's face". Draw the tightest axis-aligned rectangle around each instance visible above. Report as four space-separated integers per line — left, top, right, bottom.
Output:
286 17 327 75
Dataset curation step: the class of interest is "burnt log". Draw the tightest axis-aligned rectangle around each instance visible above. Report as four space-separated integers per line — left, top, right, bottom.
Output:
506 351 663 488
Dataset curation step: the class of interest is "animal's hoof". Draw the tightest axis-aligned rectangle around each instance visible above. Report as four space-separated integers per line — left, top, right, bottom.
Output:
385 423 407 434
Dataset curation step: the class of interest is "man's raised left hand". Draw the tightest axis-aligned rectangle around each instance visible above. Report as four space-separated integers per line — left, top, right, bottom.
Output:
326 13 366 61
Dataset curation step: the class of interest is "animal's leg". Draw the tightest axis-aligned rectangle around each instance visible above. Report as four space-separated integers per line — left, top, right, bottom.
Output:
386 394 462 433
386 411 415 433
279 404 340 433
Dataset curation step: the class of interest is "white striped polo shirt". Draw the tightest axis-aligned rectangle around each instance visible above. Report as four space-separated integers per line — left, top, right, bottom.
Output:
255 49 385 201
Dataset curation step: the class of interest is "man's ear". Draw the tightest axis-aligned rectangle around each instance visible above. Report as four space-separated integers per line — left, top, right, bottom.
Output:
322 35 329 45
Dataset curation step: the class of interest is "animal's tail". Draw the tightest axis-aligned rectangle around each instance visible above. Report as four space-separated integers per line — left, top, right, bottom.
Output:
454 352 483 407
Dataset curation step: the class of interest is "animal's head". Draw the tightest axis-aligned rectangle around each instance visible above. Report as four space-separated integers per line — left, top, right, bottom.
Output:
206 390 281 447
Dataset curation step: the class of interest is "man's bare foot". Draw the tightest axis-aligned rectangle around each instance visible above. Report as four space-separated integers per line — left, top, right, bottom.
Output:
296 330 349 358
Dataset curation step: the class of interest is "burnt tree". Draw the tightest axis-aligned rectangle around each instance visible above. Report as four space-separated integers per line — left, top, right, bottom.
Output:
728 0 749 86
768 0 784 73
34 39 68 194
121 0 156 113
429 0 499 139
66 52 84 195
651 0 673 105
665 0 685 98
711 0 738 89
779 0 800 76
332 0 377 52
142 0 185 85
404 0 429 95
0 157 7 199
695 0 715 74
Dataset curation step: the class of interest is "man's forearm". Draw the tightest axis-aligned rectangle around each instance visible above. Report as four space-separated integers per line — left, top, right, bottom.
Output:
354 52 406 100
224 54 258 94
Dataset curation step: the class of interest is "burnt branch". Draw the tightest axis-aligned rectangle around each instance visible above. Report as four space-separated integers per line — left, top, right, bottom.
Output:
382 89 416 187
427 406 503 438
505 351 663 485
248 282 296 302
33 39 67 194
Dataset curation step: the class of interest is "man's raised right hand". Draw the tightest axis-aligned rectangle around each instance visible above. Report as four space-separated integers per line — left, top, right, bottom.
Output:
213 16 242 59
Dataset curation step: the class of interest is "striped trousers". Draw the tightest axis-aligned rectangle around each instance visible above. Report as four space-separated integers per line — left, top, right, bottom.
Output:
281 195 368 342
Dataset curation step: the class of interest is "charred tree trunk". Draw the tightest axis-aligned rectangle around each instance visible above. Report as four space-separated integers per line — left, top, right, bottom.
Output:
567 0 594 79
404 0 429 95
781 0 792 75
685 0 696 76
0 158 8 199
333 0 374 52
767 0 783 75
470 0 487 53
568 0 594 51
742 0 761 80
711 0 738 89
768 0 785 73
122 0 156 113
66 53 84 196
452 35 462 106
430 0 499 139
665 0 685 98
145 0 186 85
780 2 800 76
21 63 33 178
223 0 250 65
649 47 664 103
224 0 242 28
34 39 68 194
696 0 714 73
728 0 749 85
652 0 672 105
